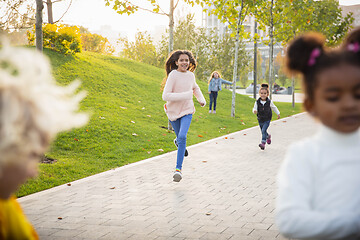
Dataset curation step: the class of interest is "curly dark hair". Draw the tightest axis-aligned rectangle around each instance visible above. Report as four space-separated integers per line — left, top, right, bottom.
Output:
286 29 360 109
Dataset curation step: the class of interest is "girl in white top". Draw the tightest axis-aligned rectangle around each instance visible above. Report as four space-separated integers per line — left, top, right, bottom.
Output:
276 29 360 239
162 50 206 182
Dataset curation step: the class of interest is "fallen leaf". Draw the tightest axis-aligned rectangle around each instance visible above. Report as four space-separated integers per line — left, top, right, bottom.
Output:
147 115 151 117
206 213 211 216
110 187 115 189
142 107 145 110
132 133 138 136
100 117 106 119
58 217 63 220
202 161 207 163
131 120 135 123
120 106 127 109
86 129 89 132
241 122 245 125
162 133 166 136
74 138 79 141
243 134 247 135
147 140 151 142
225 137 228 139
198 134 203 137
157 149 164 152
67 183 71 186
283 120 287 123
147 151 151 154
138 101 141 103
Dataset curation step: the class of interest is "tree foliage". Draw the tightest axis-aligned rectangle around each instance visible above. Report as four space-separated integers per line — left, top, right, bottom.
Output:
104 0 203 15
255 0 354 46
118 31 159 66
0 0 35 32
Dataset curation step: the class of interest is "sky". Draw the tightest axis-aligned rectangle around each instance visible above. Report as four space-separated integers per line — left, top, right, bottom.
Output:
52 0 203 40
52 0 359 40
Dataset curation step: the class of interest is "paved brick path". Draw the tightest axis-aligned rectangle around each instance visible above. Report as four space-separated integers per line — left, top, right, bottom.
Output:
19 113 317 240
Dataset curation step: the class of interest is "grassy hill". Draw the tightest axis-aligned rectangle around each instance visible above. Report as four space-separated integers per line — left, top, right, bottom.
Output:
18 50 303 197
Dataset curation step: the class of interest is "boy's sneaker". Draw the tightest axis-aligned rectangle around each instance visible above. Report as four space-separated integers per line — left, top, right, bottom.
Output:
174 139 188 157
209 110 212 113
213 110 216 114
173 170 182 182
266 134 271 144
259 143 265 150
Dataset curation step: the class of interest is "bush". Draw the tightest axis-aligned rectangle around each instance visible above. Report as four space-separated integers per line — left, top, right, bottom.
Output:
81 33 114 54
27 23 82 55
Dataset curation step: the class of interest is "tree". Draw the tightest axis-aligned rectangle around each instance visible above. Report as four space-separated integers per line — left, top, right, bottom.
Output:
104 0 202 55
275 0 354 46
0 0 35 32
255 0 354 105
44 0 73 24
118 31 158 66
202 0 256 117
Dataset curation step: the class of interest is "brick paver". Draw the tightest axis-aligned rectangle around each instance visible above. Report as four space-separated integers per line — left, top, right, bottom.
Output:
19 113 317 240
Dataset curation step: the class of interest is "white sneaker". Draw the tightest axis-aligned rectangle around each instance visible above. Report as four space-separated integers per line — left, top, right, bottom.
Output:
173 171 182 182
213 110 216 114
209 110 212 113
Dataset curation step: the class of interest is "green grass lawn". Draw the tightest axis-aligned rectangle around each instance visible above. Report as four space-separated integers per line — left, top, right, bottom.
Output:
17 49 303 197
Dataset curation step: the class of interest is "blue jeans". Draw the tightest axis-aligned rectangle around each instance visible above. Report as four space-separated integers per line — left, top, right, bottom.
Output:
259 120 270 143
209 91 218 110
170 114 193 170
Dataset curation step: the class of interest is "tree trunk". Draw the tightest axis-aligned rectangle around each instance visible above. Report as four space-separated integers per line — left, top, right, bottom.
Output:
46 0 54 24
168 0 174 53
35 0 44 51
268 0 274 99
167 0 175 131
230 1 244 118
253 20 258 99
231 29 239 117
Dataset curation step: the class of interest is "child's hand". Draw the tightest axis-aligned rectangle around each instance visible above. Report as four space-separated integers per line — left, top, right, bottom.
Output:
208 91 211 94
277 114 281 119
254 110 257 114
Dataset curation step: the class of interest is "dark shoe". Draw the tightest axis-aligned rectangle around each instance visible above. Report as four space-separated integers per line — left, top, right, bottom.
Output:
174 139 188 157
266 134 271 144
259 143 265 150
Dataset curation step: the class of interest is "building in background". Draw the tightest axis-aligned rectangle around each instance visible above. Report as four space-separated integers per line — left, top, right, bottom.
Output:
340 4 360 27
202 5 283 82
202 3 359 82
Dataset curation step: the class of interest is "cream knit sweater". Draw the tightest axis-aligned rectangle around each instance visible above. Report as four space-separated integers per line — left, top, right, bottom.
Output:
162 70 206 121
276 125 360 239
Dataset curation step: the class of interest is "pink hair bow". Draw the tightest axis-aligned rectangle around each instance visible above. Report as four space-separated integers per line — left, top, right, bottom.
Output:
347 42 360 53
307 48 321 66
